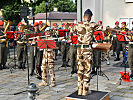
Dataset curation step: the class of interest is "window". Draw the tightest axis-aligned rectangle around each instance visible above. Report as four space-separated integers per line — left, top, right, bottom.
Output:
125 0 133 2
119 18 133 30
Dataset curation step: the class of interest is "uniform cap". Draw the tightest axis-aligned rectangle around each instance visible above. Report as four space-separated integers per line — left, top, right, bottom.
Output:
62 23 66 27
0 21 4 26
39 21 43 25
33 22 39 27
98 21 102 24
53 23 57 26
115 21 119 25
121 22 126 25
17 22 22 28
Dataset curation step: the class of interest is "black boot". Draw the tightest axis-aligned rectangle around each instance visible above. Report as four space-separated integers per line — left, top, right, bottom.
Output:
91 68 96 74
3 64 7 69
19 63 22 69
114 54 120 61
0 65 2 70
22 64 26 69
130 70 133 78
111 52 116 56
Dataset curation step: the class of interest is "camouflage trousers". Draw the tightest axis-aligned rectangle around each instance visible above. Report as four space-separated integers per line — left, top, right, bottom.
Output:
41 49 55 85
77 47 92 95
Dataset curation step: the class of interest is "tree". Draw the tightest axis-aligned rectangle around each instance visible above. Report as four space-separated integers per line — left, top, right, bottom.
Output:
1 0 30 25
35 0 77 14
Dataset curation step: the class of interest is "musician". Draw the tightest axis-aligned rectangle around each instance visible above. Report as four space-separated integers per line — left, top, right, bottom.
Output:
29 22 38 76
52 23 59 60
131 21 133 31
112 21 120 57
16 22 26 69
38 27 56 87
97 21 103 30
115 22 129 61
69 24 77 74
128 34 133 78
60 23 70 67
29 22 42 79
38 21 43 31
0 29 7 70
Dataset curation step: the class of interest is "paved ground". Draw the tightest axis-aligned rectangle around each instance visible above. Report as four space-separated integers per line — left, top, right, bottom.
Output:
0 49 133 100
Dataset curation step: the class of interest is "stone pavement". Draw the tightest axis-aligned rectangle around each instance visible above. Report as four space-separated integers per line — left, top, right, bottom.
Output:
0 50 133 100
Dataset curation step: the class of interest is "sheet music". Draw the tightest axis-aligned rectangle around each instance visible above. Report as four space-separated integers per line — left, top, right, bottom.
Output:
92 44 98 48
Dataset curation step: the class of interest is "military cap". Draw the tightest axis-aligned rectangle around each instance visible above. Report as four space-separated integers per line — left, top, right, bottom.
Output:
39 21 43 25
0 21 4 26
53 23 57 26
98 21 102 24
121 22 126 25
17 22 22 28
115 21 119 25
62 23 66 27
33 22 39 27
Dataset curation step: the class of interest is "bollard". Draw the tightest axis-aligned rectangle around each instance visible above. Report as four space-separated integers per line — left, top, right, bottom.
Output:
27 83 38 100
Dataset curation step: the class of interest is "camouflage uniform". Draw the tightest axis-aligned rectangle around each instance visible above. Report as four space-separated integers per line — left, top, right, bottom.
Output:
52 28 59 60
76 22 96 95
39 35 55 86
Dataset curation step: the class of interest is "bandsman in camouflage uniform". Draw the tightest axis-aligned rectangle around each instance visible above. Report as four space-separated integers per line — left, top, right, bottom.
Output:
75 9 98 95
38 27 55 87
52 23 59 60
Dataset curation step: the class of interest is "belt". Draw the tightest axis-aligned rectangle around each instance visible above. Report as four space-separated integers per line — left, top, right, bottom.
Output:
17 41 26 44
78 44 90 48
0 39 6 42
70 43 77 46
129 42 133 44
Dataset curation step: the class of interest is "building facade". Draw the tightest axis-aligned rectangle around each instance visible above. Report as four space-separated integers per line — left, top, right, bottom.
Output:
77 0 133 29
29 12 77 28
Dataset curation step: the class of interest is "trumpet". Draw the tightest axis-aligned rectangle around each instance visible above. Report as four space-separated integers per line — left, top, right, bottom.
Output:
4 20 13 34
40 24 49 32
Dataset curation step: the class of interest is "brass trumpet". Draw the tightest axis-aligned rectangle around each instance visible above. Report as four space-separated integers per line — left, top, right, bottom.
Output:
40 24 49 32
4 20 13 34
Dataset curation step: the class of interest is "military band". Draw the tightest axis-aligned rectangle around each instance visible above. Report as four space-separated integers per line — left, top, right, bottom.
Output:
1 8 133 97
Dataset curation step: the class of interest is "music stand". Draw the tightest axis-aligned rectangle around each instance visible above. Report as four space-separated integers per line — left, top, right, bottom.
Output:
92 31 109 91
93 31 109 79
6 31 20 73
116 32 131 85
36 39 56 86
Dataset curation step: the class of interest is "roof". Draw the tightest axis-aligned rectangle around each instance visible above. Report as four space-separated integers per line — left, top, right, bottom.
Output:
29 12 77 20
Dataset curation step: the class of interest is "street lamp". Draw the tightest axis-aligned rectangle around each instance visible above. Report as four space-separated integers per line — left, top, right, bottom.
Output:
45 1 49 23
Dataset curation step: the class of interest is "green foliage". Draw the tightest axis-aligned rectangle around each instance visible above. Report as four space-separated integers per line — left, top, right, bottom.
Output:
35 0 77 14
1 0 31 25
2 1 22 25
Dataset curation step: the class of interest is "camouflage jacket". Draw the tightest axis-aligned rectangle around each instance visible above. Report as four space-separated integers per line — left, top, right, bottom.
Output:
72 21 98 45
